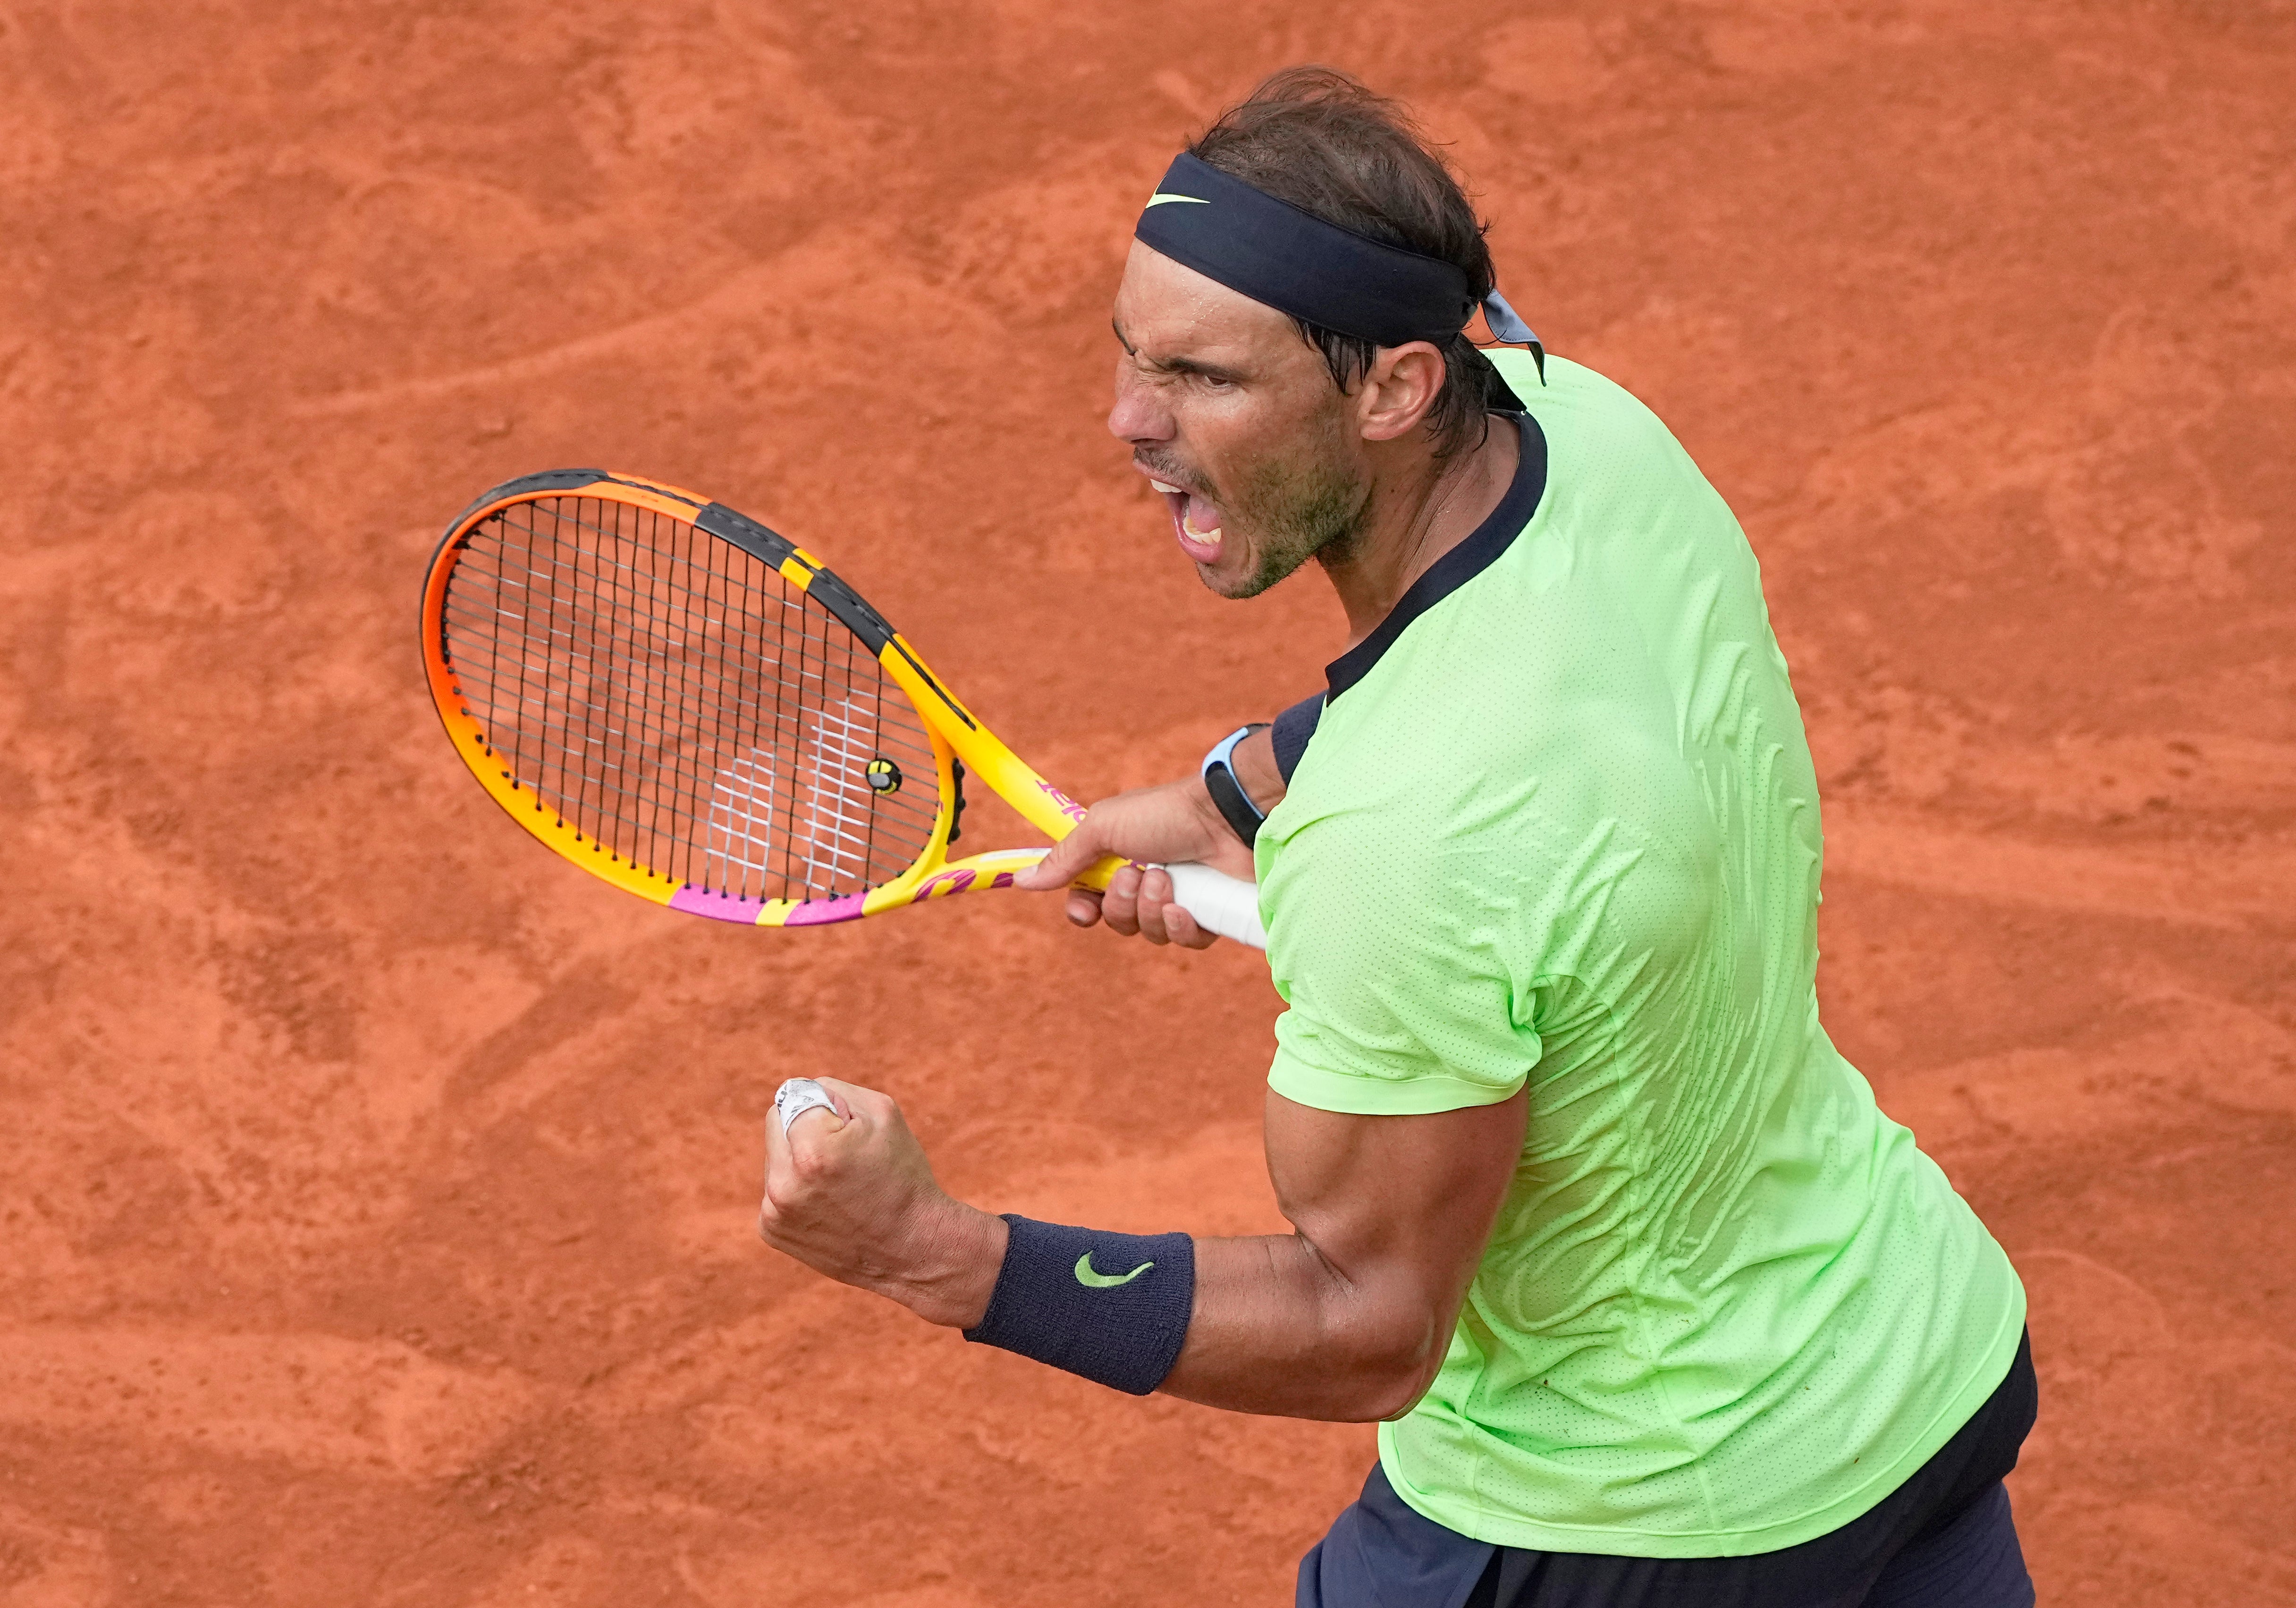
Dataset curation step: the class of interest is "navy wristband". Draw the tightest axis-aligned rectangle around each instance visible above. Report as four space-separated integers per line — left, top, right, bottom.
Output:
962 1216 1197 1396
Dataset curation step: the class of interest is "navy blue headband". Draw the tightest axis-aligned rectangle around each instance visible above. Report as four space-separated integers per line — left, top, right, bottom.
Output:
1134 152 1541 356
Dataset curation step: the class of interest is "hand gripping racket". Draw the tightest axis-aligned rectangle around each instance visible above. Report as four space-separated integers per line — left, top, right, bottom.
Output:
419 470 1267 947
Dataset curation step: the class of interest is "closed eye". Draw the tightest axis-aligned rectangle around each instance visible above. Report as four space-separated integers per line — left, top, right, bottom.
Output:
1113 320 1244 388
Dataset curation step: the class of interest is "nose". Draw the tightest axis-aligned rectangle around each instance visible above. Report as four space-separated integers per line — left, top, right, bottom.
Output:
1106 358 1174 447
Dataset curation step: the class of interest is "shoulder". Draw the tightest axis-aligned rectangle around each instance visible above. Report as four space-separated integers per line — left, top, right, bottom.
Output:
1493 351 1680 446
1495 353 1718 511
1258 783 1545 1111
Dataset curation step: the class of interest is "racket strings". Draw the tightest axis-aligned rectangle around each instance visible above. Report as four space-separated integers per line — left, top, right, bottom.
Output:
442 495 939 901
454 501 937 896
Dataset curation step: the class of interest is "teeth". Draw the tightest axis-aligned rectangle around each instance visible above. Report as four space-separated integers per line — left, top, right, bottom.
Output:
1150 480 1182 495
1182 511 1223 543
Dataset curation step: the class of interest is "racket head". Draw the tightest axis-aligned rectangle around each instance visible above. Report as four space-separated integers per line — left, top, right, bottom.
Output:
421 470 1014 926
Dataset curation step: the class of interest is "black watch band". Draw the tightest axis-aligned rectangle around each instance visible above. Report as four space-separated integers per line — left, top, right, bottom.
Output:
1201 723 1270 850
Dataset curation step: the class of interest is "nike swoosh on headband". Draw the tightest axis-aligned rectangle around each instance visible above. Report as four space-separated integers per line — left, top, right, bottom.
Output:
1135 153 1547 387
1074 1252 1154 1288
1138 153 1470 347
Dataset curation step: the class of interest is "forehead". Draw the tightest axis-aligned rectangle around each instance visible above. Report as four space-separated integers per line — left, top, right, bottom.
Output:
1113 239 1301 363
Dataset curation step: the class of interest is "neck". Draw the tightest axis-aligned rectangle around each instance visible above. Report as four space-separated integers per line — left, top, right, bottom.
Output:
1318 416 1519 647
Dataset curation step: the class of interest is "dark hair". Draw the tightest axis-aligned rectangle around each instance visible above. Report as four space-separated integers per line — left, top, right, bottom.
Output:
1189 67 1498 458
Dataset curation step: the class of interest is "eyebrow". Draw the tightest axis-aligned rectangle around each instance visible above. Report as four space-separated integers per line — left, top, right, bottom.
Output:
1111 319 1246 385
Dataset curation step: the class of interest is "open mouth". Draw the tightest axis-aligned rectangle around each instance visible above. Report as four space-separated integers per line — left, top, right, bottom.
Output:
1149 478 1225 564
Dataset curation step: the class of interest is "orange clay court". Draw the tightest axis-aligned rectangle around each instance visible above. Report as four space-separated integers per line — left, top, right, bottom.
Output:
1 2 2292 1603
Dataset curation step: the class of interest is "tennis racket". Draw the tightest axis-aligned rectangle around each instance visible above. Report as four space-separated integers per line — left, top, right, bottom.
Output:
419 469 1267 947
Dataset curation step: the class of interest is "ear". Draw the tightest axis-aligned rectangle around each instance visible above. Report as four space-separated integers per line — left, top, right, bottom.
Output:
1354 342 1447 443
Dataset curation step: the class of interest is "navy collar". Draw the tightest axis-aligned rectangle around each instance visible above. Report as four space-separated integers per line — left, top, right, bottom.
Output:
1324 413 1548 703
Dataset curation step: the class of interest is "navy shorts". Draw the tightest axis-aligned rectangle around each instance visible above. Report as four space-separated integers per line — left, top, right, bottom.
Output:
1300 1331 2037 1608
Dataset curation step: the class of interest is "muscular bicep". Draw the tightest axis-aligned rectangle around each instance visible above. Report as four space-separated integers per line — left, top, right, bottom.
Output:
1268 1086 1527 1339
1160 1086 1527 1421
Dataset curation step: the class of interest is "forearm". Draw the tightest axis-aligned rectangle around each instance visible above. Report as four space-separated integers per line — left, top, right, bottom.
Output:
924 1218 1446 1421
1156 1232 1446 1422
770 1062 1515 1432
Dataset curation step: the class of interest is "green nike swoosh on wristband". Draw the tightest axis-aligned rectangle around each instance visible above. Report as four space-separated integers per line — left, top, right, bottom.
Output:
1073 1252 1152 1288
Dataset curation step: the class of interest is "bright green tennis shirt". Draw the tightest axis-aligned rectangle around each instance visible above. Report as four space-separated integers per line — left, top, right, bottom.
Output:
1254 350 2025 1558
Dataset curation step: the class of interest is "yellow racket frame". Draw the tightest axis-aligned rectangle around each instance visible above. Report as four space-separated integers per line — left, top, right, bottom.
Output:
422 469 1112 928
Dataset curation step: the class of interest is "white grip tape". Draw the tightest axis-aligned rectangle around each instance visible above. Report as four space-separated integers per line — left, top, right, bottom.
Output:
774 1078 838 1135
1008 849 1268 950
1160 861 1268 950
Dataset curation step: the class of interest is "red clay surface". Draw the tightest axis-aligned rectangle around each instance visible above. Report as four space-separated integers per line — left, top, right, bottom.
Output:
3 1 2293 1602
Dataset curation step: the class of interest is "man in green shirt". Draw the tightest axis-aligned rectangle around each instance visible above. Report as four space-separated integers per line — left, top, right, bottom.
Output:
755 67 2034 1607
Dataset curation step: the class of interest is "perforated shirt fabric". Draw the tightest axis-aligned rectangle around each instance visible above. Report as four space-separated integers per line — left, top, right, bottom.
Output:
1252 351 2026 1558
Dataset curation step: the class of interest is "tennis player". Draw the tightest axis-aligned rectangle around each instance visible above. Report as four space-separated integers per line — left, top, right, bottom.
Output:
757 67 2035 1608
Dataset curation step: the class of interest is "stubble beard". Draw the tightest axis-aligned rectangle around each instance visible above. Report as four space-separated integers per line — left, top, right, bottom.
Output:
1211 407 1368 601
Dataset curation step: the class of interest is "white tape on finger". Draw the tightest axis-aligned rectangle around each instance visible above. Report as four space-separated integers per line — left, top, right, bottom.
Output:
1161 861 1268 950
774 1078 838 1135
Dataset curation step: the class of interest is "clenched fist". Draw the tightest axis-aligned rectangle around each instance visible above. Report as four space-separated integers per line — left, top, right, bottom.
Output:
758 1077 1008 1329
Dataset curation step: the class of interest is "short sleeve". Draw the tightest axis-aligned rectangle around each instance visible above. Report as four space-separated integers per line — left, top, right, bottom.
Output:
1270 691 1324 783
1259 811 1541 1116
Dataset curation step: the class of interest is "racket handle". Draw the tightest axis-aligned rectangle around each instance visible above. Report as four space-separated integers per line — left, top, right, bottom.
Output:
1012 849 1267 950
1162 861 1268 951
